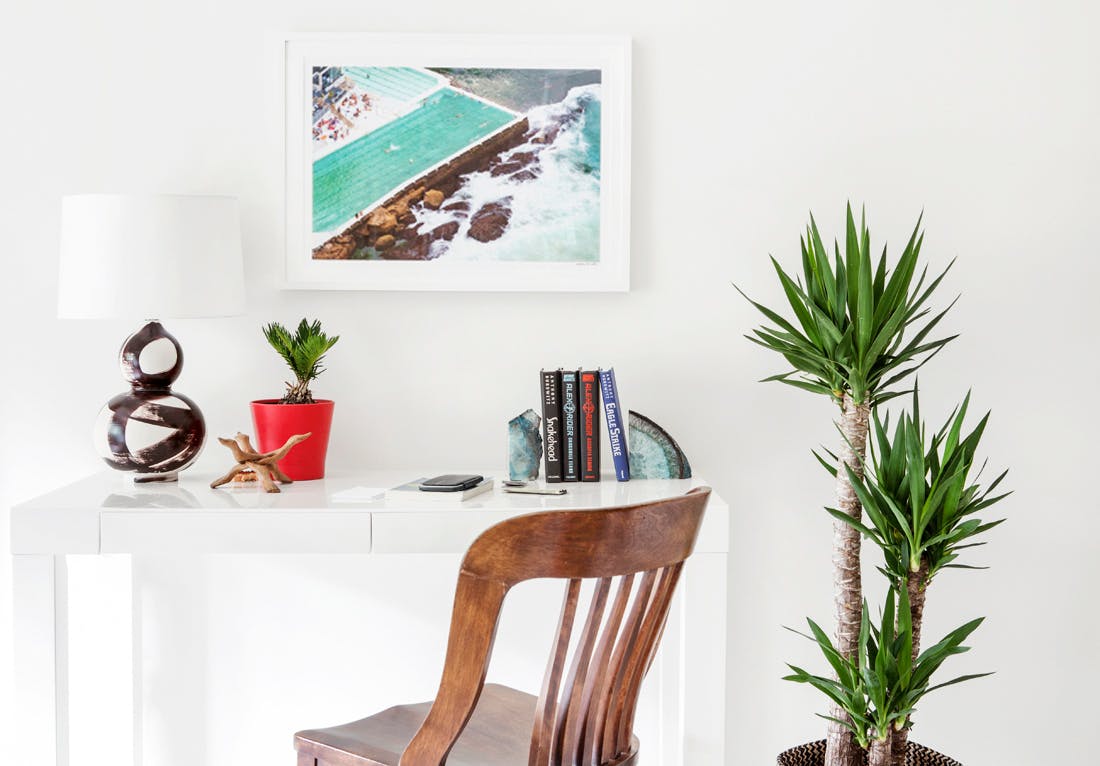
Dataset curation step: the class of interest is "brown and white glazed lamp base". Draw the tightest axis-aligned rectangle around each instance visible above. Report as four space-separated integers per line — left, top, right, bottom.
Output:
93 320 205 482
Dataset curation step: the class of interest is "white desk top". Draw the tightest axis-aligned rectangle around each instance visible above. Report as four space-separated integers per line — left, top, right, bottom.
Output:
10 470 729 556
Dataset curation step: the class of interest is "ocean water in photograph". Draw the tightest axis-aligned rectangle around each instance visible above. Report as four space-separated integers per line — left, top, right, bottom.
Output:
411 83 602 263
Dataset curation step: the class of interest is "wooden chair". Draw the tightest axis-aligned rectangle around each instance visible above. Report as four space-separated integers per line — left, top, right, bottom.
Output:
294 487 711 766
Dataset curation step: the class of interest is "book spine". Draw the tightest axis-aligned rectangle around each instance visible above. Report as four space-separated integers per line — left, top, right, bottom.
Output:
561 370 580 481
599 368 630 481
541 369 563 482
579 370 601 481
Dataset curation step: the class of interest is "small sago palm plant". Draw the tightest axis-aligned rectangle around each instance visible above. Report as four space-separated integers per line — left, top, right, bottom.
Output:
740 205 956 766
263 318 340 404
828 387 1009 763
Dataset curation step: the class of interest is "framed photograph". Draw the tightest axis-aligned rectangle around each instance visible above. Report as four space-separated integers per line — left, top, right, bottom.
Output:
278 34 630 291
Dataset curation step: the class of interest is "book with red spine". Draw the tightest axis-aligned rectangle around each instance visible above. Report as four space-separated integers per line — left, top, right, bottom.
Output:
578 369 601 481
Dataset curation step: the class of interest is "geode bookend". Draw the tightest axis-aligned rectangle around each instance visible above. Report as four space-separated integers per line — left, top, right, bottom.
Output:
627 411 692 480
508 408 543 481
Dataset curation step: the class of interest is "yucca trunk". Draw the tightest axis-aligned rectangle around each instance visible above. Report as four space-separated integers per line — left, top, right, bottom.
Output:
868 736 893 766
889 559 930 766
824 394 871 766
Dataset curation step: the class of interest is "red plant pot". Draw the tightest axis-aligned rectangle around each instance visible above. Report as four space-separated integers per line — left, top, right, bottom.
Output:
250 399 334 481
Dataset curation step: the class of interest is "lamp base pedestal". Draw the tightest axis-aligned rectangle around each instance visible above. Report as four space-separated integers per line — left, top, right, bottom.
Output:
133 472 180 484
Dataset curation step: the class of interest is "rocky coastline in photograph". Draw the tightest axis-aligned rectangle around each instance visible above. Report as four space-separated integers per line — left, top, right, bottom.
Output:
312 88 594 262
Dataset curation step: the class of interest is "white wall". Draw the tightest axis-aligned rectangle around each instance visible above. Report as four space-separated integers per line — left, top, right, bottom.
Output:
2 0 1098 764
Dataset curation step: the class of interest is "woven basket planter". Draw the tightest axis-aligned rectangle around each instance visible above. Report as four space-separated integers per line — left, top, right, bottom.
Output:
777 740 961 766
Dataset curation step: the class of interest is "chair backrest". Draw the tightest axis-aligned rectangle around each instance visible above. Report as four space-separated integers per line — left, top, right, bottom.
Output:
400 487 711 766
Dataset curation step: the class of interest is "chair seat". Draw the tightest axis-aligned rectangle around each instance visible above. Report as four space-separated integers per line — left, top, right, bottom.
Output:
295 683 537 766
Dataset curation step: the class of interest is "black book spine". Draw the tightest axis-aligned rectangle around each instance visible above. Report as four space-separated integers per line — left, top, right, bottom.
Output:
561 370 580 481
579 369 601 481
541 369 563 482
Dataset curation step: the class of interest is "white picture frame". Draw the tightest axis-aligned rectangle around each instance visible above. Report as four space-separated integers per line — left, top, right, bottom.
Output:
277 33 631 292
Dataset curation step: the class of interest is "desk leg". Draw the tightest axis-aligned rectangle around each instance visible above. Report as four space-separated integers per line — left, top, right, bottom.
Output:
659 551 727 765
13 554 69 766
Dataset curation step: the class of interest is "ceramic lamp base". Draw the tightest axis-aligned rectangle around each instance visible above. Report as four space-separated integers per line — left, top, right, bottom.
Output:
95 321 206 480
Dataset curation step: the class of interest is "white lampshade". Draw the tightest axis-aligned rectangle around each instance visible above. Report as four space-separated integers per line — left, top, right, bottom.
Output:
58 194 245 320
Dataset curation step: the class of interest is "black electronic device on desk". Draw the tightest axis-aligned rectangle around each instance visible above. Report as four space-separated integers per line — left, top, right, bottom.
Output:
418 474 484 492
385 475 494 506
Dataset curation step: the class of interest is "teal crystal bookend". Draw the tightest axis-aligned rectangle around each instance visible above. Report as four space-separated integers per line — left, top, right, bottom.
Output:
508 408 543 481
627 410 692 479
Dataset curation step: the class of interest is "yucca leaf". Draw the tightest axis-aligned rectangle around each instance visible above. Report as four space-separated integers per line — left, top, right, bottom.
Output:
809 619 854 684
870 243 917 332
777 378 836 396
845 204 862 325
857 255 874 359
890 297 960 362
943 392 972 461
826 507 882 544
734 284 817 347
873 244 888 302
923 672 994 695
897 586 913 685
813 450 839 477
769 257 823 346
905 258 955 322
872 389 912 407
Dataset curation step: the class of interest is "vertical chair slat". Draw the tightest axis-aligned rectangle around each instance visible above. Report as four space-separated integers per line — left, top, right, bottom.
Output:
614 562 684 754
530 578 582 766
554 577 613 764
581 574 635 766
599 569 659 763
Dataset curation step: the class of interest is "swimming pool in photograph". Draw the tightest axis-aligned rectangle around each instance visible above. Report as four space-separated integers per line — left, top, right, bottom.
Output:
342 66 442 103
312 87 518 233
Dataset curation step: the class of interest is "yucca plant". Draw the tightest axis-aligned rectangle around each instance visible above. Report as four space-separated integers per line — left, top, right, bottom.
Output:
785 587 990 766
740 205 956 766
822 387 1008 762
262 318 340 404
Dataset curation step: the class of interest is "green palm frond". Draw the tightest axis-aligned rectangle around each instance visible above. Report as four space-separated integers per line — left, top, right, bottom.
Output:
262 318 340 404
785 587 990 746
738 204 957 406
831 386 1010 582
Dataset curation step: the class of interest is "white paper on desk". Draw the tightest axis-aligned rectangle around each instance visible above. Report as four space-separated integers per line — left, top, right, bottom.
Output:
329 486 387 503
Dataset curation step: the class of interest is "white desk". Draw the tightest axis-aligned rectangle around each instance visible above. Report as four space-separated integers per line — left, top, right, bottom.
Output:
11 470 729 766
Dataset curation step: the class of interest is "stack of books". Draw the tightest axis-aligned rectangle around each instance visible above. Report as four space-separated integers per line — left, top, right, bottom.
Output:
540 367 630 483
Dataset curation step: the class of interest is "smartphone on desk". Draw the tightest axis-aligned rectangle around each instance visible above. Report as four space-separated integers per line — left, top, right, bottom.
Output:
418 474 484 492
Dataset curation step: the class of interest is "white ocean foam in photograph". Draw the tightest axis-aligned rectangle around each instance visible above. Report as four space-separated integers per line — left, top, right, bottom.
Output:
414 84 602 263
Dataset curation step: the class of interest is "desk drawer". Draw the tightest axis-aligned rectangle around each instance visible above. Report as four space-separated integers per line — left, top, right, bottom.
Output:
100 511 372 554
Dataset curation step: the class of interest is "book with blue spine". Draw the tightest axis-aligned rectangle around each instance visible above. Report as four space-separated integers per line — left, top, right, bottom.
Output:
561 370 580 481
599 367 630 481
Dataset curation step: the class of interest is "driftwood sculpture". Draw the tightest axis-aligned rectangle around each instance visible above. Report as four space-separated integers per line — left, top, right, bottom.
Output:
210 432 311 493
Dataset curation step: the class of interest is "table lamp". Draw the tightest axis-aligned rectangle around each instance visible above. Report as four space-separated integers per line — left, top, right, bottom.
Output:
58 194 245 482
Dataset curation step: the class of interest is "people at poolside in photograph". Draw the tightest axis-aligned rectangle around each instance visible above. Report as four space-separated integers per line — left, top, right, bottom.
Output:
313 86 373 144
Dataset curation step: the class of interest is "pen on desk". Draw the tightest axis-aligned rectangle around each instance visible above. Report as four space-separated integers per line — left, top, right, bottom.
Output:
502 486 567 496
